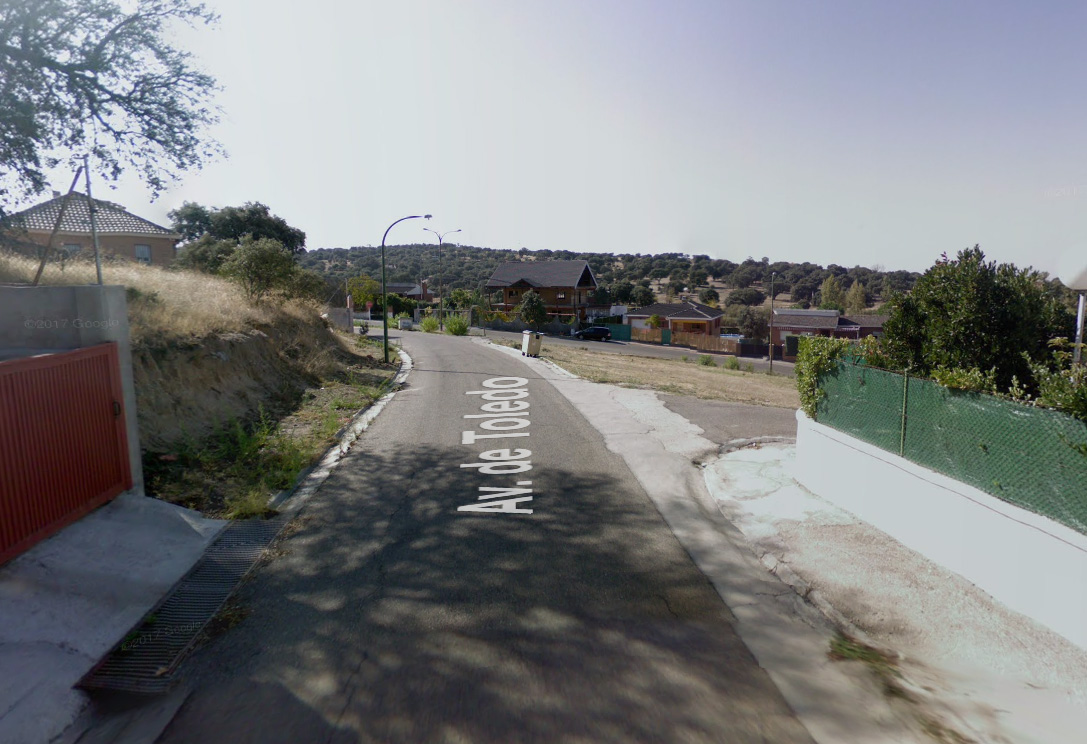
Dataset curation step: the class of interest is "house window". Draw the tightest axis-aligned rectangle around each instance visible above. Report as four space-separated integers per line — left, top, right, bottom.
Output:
134 244 152 265
556 292 566 299
61 243 81 256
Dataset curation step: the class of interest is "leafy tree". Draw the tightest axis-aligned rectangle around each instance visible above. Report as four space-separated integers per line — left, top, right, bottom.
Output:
630 285 655 308
286 268 330 303
768 280 790 301
730 265 760 289
220 237 297 302
0 0 221 213
174 236 236 274
790 276 818 303
818 276 845 310
170 201 306 253
687 267 708 288
738 307 769 343
447 288 473 309
589 285 612 305
698 288 720 305
517 290 547 329
725 288 766 306
169 201 214 242
347 274 381 308
845 281 868 314
881 246 1074 390
647 314 664 329
610 280 634 304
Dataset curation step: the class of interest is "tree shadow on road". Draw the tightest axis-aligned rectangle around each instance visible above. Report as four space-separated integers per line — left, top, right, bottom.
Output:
163 444 816 744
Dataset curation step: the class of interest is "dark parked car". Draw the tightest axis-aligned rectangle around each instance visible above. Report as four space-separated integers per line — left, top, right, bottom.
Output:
573 326 611 341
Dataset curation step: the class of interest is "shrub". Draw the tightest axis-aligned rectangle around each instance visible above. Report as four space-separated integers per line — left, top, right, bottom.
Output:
881 246 1073 392
726 288 767 306
698 355 716 366
743 362 754 373
445 315 469 336
795 336 853 418
420 316 439 333
219 237 296 302
517 290 547 329
724 356 740 370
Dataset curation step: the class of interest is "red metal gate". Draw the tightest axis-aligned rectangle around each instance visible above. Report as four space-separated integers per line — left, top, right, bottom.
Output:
0 343 132 565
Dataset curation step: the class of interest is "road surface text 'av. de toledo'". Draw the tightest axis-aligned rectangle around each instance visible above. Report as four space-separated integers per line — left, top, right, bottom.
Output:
459 376 536 514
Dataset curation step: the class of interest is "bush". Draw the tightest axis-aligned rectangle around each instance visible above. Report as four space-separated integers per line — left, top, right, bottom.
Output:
420 316 439 333
724 356 740 370
445 315 469 336
698 355 716 366
517 290 547 329
219 237 297 302
795 336 854 418
726 288 766 306
881 246 1073 391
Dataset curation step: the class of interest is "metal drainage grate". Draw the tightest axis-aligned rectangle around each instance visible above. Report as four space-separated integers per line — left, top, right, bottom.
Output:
78 516 287 694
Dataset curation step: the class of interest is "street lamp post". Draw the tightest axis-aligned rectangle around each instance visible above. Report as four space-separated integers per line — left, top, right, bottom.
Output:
423 227 461 331
381 214 432 363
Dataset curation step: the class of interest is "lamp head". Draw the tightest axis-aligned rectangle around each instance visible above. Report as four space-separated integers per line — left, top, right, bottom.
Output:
424 214 433 219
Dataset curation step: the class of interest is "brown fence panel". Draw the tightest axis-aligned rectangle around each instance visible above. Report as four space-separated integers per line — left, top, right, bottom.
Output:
632 328 663 344
670 332 737 354
0 343 131 565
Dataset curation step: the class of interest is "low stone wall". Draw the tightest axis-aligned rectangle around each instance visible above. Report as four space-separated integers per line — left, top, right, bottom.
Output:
793 409 1087 651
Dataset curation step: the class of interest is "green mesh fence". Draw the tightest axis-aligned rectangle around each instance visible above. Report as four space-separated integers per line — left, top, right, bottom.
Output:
605 324 632 341
816 362 1087 536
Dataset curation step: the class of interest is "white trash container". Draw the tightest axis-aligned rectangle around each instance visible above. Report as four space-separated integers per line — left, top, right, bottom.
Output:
398 318 412 330
522 330 543 357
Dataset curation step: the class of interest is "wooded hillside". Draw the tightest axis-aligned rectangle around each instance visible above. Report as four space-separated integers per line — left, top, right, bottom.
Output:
300 244 921 309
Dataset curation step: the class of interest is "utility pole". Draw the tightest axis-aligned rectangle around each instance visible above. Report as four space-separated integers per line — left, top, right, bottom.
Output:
768 271 776 373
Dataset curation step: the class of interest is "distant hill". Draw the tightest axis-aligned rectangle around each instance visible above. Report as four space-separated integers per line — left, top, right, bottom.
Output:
300 244 921 308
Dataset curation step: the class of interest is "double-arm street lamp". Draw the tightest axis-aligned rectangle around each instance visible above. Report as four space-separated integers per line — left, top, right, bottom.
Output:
381 214 432 363
423 227 461 331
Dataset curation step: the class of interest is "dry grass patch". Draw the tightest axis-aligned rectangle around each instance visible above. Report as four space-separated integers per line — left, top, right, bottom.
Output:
1 250 279 346
537 342 799 408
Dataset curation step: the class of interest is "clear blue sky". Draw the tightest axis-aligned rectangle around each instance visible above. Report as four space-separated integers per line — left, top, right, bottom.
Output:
36 0 1087 278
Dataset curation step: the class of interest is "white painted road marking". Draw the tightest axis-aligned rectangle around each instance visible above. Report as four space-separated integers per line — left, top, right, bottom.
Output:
459 376 536 514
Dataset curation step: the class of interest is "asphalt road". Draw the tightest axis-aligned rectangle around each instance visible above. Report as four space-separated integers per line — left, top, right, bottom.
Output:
156 333 812 743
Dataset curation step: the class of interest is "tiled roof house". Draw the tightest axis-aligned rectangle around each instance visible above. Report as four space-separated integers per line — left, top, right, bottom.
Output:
625 301 725 336
771 309 888 360
486 260 604 321
3 191 181 266
385 281 432 302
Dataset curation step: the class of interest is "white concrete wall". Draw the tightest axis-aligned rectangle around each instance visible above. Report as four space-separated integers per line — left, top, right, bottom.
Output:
793 409 1087 651
0 285 142 494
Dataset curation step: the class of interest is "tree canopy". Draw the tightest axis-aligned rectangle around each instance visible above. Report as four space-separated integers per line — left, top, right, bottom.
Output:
170 201 306 252
0 0 222 214
881 246 1074 390
517 290 547 329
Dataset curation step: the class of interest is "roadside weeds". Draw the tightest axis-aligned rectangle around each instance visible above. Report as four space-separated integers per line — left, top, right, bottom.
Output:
143 333 398 518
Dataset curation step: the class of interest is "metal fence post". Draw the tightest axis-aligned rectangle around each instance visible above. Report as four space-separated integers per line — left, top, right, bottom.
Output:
899 371 909 456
